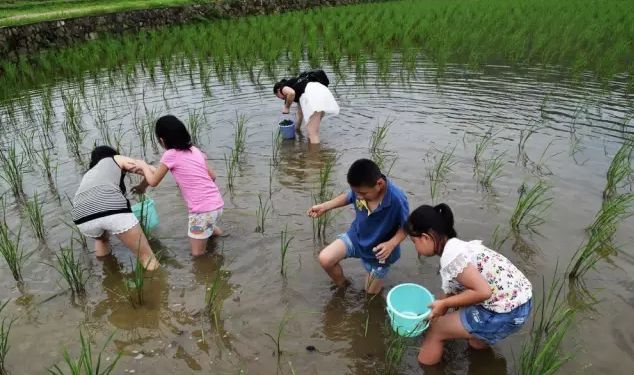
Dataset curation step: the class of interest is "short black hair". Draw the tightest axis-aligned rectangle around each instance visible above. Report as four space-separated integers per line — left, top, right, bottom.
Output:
347 158 383 187
89 145 118 169
155 115 192 151
273 79 288 95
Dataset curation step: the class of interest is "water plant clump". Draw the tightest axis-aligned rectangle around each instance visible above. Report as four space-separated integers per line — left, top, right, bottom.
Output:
24 193 46 242
48 330 121 375
280 225 293 277
123 255 147 308
476 152 506 189
312 153 338 239
255 193 271 233
426 146 457 203
0 142 26 203
369 119 397 174
204 269 225 329
510 181 553 234
0 220 27 284
384 322 409 375
602 138 633 202
0 299 12 375
52 244 89 296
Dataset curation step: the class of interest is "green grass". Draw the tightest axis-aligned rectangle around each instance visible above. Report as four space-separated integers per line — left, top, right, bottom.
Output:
0 220 27 283
510 180 553 234
0 0 200 28
426 146 457 203
384 322 408 375
52 244 89 295
476 152 506 189
204 269 225 329
48 329 121 375
123 255 147 308
0 299 12 375
2 0 634 101
24 192 46 242
519 271 576 375
369 119 396 174
0 142 26 203
602 138 633 202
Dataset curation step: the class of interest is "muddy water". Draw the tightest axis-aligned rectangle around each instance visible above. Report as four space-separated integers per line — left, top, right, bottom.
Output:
1 59 633 374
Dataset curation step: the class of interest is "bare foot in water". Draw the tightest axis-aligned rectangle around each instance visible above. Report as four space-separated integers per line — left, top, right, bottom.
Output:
213 226 229 237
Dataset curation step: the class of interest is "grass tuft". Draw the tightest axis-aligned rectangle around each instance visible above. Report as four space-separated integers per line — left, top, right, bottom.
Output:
510 181 553 234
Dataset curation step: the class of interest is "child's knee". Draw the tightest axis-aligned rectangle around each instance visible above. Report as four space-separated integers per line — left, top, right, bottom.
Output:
318 250 337 269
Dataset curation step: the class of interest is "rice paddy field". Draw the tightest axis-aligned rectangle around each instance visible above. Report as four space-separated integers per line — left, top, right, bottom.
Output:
1 0 633 374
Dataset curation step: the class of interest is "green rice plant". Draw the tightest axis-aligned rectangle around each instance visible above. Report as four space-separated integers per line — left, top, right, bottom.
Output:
510 181 553 234
426 146 457 203
233 113 248 159
369 119 397 174
602 138 633 202
0 221 27 283
264 314 291 364
61 220 88 251
473 129 499 167
186 109 206 146
18 130 38 167
223 148 239 191
476 152 506 189
517 123 540 167
0 299 12 375
61 93 84 161
204 269 225 329
52 244 89 295
518 271 576 375
271 130 282 168
490 225 510 250
48 330 121 375
37 138 59 195
313 154 338 239
24 192 46 242
0 142 26 203
568 193 634 279
123 255 146 308
255 193 271 233
384 322 409 375
280 225 293 277
131 108 149 159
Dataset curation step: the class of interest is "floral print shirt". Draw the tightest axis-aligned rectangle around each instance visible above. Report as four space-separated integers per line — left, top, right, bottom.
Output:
440 238 532 313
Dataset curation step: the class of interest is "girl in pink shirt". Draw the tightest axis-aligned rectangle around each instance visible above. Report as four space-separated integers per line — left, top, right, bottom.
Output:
134 115 224 256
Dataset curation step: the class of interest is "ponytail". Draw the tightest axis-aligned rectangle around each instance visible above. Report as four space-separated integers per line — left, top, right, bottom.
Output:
406 203 458 252
433 203 457 238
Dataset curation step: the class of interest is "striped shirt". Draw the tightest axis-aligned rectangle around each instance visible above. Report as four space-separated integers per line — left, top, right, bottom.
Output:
72 157 131 224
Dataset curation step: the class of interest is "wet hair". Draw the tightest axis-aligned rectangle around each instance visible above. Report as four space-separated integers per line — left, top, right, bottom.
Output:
89 145 118 169
346 159 383 188
155 115 192 151
406 203 458 253
273 79 288 95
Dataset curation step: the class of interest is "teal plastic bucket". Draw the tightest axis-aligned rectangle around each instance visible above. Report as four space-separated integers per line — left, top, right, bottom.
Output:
386 283 435 337
131 197 159 231
278 118 295 139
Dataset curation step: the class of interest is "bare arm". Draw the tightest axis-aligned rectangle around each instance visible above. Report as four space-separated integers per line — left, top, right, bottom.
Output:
113 155 145 175
296 104 303 128
374 228 407 261
307 192 350 218
281 86 295 113
141 162 170 187
429 264 492 319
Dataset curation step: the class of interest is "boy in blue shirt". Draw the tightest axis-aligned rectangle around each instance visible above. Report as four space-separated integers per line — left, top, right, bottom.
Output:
307 159 409 294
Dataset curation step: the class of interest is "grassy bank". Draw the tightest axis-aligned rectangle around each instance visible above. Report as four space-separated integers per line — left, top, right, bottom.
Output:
0 0 201 27
1 0 633 100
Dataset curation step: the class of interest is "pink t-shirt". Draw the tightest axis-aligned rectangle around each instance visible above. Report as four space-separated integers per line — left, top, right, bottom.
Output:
160 146 224 213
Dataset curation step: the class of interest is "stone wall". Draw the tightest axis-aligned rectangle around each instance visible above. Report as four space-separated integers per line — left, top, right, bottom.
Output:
0 0 375 60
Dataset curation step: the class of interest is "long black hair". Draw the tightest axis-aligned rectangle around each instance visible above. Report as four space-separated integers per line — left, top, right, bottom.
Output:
273 79 288 95
89 145 118 169
155 115 192 151
406 203 458 254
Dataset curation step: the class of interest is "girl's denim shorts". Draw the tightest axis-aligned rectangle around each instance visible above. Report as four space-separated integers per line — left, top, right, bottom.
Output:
459 299 532 344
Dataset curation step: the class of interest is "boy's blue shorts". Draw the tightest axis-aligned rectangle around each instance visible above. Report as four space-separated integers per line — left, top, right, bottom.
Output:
460 299 532 344
338 233 390 279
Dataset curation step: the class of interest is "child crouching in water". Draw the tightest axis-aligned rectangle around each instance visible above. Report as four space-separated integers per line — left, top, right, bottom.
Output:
134 115 224 256
406 203 532 365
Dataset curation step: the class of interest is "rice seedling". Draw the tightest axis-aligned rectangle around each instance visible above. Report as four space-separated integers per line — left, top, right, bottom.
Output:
131 108 149 159
52 244 89 296
280 225 293 276
255 193 271 233
48 329 121 375
61 220 88 251
476 152 506 189
264 314 291 364
518 270 576 375
123 255 147 308
186 109 206 146
18 130 38 167
36 138 59 195
313 154 338 239
602 138 633 202
517 123 540 167
384 322 409 375
369 119 397 174
0 299 12 375
271 130 282 168
204 269 225 329
510 181 553 234
426 146 457 203
568 193 634 279
24 192 46 242
0 220 27 283
0 142 26 203
473 129 499 167
490 224 510 250
233 112 248 159
224 149 239 191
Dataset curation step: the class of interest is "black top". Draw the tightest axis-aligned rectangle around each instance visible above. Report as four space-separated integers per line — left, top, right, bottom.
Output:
284 77 309 103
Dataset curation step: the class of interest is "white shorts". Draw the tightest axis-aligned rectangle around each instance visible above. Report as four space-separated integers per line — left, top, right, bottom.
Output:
299 82 340 119
188 209 223 239
76 213 139 238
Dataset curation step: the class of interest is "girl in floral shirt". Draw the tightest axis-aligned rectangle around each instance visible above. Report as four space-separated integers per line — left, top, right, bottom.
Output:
405 203 532 366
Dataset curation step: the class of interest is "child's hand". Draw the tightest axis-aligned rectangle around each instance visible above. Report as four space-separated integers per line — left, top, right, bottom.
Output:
428 300 449 320
373 241 395 262
307 204 327 218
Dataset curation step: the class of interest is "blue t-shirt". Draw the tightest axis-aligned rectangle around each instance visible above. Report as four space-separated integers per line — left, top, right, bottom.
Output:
345 179 409 266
